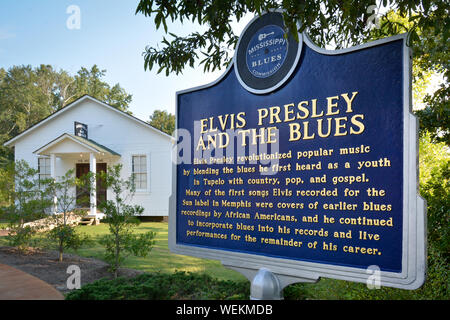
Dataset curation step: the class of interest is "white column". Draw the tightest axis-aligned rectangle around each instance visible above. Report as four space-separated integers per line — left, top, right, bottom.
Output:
89 153 97 216
50 153 57 214
50 154 56 179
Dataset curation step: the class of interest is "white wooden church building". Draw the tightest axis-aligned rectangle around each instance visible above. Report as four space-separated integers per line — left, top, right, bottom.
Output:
3 95 173 219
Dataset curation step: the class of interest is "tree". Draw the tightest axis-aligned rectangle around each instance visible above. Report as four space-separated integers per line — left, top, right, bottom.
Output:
0 65 54 165
97 164 156 278
148 109 175 135
416 91 449 145
72 65 132 113
419 133 449 260
0 160 51 251
0 161 15 207
45 169 91 262
368 9 449 145
136 0 448 144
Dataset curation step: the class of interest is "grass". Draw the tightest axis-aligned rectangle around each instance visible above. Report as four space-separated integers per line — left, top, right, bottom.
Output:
0 221 246 281
69 222 246 281
2 221 446 300
0 219 8 229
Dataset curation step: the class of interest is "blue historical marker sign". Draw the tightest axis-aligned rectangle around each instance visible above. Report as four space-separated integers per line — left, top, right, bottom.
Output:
169 11 426 290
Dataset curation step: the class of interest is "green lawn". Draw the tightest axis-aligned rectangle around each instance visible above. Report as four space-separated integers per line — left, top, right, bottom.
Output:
2 221 445 300
70 222 246 281
0 220 8 229
0 221 245 281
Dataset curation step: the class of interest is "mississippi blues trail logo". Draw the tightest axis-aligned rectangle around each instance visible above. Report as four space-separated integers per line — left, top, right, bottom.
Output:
246 25 288 78
234 11 302 94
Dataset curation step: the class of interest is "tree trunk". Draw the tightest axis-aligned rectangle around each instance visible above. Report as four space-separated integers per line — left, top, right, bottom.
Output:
114 234 120 279
59 239 63 262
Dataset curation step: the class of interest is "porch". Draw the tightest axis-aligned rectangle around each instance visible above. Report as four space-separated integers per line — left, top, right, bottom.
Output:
33 133 121 219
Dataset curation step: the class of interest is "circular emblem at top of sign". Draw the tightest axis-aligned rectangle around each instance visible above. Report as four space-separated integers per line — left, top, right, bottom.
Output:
246 24 288 79
235 11 302 94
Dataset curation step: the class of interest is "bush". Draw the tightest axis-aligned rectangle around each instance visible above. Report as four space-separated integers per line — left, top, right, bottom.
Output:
65 271 250 300
97 164 156 278
1 160 51 251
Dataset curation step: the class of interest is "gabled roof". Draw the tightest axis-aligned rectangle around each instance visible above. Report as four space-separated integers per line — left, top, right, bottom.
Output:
3 95 174 147
33 133 121 156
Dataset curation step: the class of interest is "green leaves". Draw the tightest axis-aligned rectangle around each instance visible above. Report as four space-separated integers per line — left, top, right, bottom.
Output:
97 164 156 278
138 0 244 75
1 160 50 251
137 0 448 73
368 9 449 145
42 169 92 261
148 109 175 135
137 1 449 148
143 32 205 75
73 65 133 112
126 231 157 257
47 224 92 254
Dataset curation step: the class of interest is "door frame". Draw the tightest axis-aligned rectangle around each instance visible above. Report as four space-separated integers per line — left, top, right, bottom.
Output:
75 162 107 208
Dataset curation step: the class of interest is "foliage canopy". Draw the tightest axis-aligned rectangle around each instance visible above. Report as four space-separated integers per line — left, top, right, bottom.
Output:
136 0 449 144
148 109 175 135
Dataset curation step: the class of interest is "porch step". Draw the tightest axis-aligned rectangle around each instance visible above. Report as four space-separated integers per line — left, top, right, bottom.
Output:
78 216 100 226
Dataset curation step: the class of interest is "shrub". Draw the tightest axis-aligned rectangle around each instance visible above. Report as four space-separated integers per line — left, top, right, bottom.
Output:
97 164 156 278
44 170 92 261
65 271 250 300
0 160 51 251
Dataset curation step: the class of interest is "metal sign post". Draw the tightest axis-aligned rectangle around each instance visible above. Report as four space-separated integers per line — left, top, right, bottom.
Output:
223 265 319 300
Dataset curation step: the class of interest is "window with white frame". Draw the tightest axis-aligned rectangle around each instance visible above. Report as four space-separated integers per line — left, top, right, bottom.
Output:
132 155 148 190
38 157 51 181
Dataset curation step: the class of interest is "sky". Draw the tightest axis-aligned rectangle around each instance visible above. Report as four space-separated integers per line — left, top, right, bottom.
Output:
0 1 441 119
0 0 252 120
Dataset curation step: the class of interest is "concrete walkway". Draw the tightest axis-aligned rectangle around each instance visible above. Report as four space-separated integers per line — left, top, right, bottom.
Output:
0 263 64 300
